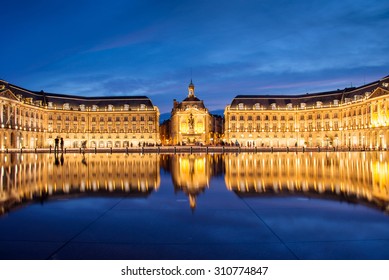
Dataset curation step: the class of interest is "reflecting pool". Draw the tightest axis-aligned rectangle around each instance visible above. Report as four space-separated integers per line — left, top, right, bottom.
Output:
0 152 389 259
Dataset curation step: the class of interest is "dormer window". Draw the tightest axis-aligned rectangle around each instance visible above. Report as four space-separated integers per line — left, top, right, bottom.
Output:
254 103 260 110
48 102 53 109
382 82 389 88
333 99 339 105
316 101 323 108
287 103 293 109
345 98 351 103
271 103 277 110
300 103 306 109
238 103 244 110
108 104 114 111
123 104 129 110
79 104 86 111
92 105 98 111
63 103 70 110
140 104 146 110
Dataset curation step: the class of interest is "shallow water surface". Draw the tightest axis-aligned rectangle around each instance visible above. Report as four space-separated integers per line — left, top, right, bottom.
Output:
0 152 388 259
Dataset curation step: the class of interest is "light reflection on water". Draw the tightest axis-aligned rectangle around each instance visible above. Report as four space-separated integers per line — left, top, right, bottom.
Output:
0 152 388 214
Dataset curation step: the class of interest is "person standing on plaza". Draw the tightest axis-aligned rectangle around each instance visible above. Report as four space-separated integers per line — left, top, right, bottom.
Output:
60 137 64 152
54 137 59 153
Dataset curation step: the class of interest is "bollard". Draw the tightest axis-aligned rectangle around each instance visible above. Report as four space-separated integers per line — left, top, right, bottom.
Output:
126 147 129 154
110 147 113 154
95 147 97 154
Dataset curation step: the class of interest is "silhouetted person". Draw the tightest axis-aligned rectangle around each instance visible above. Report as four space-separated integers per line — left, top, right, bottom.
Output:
60 137 64 152
54 137 59 153
81 140 87 155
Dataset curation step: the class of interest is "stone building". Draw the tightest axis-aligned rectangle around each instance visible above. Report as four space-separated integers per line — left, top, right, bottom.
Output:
224 75 389 149
0 80 160 149
169 81 212 145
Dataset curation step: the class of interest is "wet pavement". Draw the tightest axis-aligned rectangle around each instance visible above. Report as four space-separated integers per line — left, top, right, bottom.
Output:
1 152 389 260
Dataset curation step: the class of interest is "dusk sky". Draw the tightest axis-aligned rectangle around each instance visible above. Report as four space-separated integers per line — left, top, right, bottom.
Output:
1 0 389 114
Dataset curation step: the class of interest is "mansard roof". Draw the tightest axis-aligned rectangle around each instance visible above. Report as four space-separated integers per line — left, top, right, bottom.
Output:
0 80 155 110
230 75 389 109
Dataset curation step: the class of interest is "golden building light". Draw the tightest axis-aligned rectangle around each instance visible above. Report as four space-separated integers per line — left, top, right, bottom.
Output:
224 76 389 149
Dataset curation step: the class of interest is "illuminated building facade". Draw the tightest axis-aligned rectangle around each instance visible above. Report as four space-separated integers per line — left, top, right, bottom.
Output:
169 81 212 145
224 76 389 149
0 81 160 149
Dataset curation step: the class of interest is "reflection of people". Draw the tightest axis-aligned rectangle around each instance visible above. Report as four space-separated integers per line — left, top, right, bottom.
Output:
81 154 87 166
60 153 64 165
54 153 60 166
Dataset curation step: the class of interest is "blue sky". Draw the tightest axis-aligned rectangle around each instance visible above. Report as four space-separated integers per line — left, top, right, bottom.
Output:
1 0 389 114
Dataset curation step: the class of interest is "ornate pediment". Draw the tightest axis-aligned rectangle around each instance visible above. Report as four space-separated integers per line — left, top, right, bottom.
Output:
0 89 19 101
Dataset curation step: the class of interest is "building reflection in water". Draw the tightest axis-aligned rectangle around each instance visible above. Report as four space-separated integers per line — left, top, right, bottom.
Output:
1 152 389 213
161 154 223 209
0 153 160 214
224 152 389 211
